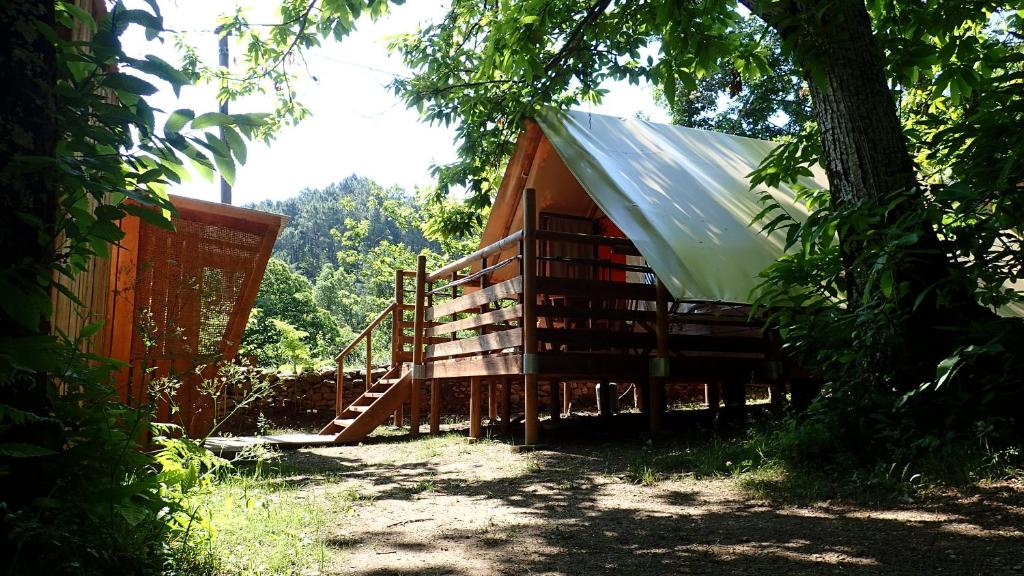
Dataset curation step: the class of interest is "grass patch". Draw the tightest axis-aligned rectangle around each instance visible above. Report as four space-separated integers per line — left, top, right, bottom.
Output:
191 462 364 575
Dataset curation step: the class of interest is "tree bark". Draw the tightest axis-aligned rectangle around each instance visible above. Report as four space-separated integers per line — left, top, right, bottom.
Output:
745 0 987 385
0 0 61 508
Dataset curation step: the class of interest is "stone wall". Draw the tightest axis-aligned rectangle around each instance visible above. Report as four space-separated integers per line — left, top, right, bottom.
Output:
216 366 725 435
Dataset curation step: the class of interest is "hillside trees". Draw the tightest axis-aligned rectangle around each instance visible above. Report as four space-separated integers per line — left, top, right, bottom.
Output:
240 180 476 368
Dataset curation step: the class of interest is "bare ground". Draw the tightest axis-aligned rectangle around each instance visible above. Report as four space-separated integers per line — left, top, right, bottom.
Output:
270 426 1024 576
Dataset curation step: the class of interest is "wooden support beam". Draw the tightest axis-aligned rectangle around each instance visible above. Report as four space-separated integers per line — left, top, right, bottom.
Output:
501 377 512 433
598 380 613 420
721 379 747 428
336 360 345 415
469 377 482 439
549 381 560 422
488 379 498 421
522 187 539 445
562 382 571 415
705 382 721 415
393 268 404 425
769 381 786 414
365 337 372 392
430 379 441 434
650 279 670 435
410 255 427 437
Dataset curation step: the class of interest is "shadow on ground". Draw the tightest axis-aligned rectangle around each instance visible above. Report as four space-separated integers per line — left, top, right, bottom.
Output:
263 418 1024 576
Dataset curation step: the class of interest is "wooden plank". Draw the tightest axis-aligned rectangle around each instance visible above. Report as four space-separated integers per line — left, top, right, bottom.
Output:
427 304 524 337
536 277 658 301
425 354 523 379
424 276 522 321
425 328 522 359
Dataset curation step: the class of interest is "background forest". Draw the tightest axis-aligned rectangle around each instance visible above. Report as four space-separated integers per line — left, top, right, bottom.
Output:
239 175 476 370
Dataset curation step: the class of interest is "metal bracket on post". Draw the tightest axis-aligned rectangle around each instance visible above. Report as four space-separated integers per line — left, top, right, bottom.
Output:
411 364 426 379
649 357 669 378
522 353 539 375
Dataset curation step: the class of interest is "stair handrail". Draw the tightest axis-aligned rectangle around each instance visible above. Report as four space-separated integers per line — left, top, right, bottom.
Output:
333 301 398 416
334 301 397 363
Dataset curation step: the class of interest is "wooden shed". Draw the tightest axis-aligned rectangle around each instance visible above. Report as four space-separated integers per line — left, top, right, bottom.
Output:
107 196 285 437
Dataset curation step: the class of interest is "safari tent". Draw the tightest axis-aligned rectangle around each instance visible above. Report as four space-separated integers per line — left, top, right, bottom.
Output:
319 109 827 446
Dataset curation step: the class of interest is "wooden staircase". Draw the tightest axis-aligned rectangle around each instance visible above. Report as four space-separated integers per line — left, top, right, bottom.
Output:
319 364 410 442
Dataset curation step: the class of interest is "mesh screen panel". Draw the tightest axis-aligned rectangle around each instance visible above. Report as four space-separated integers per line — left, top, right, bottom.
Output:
120 198 282 436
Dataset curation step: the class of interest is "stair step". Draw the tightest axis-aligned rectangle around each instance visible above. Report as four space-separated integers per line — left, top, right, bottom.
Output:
333 418 356 427
350 405 370 413
364 392 386 398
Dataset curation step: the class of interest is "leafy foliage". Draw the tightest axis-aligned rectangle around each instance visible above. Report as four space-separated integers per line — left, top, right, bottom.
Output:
656 17 812 140
1 1 266 572
240 258 340 368
239 179 476 369
247 175 438 279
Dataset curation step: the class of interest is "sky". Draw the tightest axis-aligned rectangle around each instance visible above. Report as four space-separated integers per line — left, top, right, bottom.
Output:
123 1 670 206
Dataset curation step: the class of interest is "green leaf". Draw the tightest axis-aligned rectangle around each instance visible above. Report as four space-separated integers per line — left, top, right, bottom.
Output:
164 109 195 134
103 72 158 97
0 443 57 458
222 126 248 165
191 112 234 130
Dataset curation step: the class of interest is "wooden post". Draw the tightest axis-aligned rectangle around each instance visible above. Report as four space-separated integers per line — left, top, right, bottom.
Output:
501 377 512 433
549 381 560 422
410 255 427 437
650 279 670 435
430 379 441 434
769 381 786 414
336 360 345 415
365 337 372 392
393 268 404 425
488 379 498 422
469 376 482 439
561 381 571 415
598 380 612 420
522 187 539 445
721 378 747 428
705 382 721 416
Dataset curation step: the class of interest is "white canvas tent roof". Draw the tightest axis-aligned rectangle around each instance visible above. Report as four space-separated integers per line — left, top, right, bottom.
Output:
481 108 827 304
479 109 1023 316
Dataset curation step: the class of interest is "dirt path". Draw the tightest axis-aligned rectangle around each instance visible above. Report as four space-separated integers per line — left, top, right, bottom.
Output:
279 432 1024 576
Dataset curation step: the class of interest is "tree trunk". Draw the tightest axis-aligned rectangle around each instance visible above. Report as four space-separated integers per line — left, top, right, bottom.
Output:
0 0 61 508
747 0 986 386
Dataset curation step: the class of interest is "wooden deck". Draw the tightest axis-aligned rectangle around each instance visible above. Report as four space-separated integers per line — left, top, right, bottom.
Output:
204 433 338 456
313 188 797 446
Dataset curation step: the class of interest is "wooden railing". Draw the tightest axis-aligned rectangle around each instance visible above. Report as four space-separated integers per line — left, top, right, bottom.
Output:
336 187 770 442
332 269 416 416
